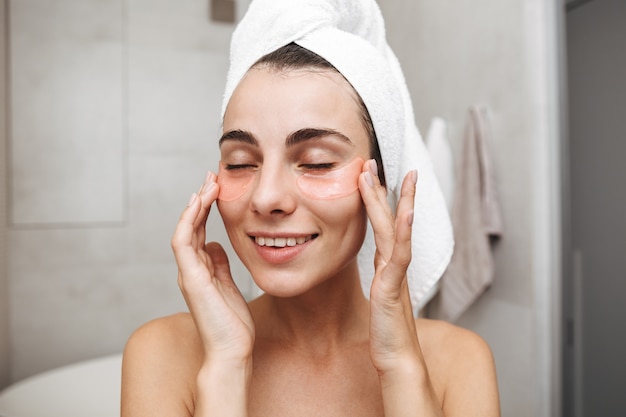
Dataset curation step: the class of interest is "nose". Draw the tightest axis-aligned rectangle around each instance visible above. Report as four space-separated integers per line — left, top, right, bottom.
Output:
249 163 297 217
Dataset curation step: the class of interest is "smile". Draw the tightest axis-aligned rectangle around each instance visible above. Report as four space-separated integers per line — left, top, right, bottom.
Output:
254 235 316 247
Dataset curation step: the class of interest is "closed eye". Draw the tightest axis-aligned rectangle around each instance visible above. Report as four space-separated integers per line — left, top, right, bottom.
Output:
300 163 336 171
225 164 257 171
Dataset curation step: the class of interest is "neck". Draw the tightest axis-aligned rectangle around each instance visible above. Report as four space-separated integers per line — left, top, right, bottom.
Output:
251 261 370 353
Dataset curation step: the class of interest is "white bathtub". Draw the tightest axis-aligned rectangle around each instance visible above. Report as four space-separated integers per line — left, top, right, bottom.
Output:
0 354 122 417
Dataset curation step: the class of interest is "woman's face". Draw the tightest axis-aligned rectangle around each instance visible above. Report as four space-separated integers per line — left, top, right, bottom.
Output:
217 67 371 297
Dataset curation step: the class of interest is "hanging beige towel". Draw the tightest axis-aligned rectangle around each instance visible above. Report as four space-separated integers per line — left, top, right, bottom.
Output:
428 106 503 322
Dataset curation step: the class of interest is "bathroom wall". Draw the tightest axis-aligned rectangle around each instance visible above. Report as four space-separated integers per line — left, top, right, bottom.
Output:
378 1 562 417
4 2 564 416
0 0 10 390
6 0 256 381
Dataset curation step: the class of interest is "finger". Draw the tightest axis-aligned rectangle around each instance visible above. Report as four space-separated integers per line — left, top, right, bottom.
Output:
205 242 232 284
204 242 251 321
359 159 392 216
171 172 219 265
384 170 417 283
172 192 202 253
192 172 219 247
172 199 211 284
204 242 243 301
358 159 395 260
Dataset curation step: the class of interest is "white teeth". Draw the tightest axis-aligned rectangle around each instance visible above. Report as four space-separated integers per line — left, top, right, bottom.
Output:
255 235 312 247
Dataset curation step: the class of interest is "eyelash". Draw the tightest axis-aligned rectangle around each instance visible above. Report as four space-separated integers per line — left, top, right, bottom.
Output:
300 163 336 170
224 164 257 171
224 163 336 171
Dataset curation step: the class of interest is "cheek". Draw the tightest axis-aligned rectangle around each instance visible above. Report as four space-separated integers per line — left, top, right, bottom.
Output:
312 192 367 237
216 199 245 234
297 157 364 200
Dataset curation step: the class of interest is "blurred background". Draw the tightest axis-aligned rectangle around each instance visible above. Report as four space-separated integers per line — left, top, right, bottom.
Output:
0 0 624 416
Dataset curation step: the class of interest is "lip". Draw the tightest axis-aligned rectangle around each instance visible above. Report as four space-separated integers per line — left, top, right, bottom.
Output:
249 233 317 264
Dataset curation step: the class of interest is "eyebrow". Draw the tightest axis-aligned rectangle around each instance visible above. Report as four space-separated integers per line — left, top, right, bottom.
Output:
219 129 257 146
219 128 354 148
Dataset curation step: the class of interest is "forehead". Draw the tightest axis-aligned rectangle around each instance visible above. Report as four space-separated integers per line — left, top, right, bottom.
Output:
222 67 369 153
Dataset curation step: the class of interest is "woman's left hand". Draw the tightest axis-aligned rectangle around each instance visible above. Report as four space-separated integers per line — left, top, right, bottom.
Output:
359 159 445 417
358 159 423 375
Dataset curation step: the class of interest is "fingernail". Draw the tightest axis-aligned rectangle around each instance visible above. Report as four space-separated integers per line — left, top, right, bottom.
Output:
365 171 374 187
407 210 414 226
369 159 378 177
187 193 198 206
200 172 217 195
411 169 418 185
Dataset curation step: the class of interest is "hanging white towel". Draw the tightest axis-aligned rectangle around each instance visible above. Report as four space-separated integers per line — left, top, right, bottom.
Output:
416 117 455 310
428 106 503 322
426 117 455 213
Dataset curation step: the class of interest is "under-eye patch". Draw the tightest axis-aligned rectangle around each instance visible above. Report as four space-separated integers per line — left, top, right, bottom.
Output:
216 157 364 201
296 157 364 199
217 162 255 201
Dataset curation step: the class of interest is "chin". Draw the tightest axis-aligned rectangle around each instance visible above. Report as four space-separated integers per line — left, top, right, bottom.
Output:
249 269 323 298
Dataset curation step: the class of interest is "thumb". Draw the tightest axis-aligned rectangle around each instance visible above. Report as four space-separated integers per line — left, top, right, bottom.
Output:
205 242 233 284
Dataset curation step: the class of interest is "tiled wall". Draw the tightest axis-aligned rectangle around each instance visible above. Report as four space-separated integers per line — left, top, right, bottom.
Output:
7 0 259 380
10 0 125 226
378 1 561 417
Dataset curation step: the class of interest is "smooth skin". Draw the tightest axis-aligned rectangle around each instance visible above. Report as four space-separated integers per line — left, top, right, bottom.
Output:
121 68 500 417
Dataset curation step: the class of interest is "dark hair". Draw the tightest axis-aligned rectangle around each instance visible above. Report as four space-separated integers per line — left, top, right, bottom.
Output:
252 43 386 186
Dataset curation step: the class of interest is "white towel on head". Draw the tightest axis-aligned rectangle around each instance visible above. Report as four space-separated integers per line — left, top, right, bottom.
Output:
222 0 454 315
426 117 455 213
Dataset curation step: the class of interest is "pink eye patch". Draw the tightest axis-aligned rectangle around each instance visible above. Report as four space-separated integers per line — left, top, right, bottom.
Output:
217 157 364 201
296 157 364 199
216 163 255 201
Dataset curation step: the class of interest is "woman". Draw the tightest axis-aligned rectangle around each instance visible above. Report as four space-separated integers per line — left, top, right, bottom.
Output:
121 1 500 416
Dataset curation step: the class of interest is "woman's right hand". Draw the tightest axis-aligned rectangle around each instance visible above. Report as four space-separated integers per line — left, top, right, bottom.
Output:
171 172 255 364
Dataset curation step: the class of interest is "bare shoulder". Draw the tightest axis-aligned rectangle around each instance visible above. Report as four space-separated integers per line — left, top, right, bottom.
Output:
124 312 204 373
416 318 500 416
122 313 203 416
126 312 198 345
416 318 494 362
